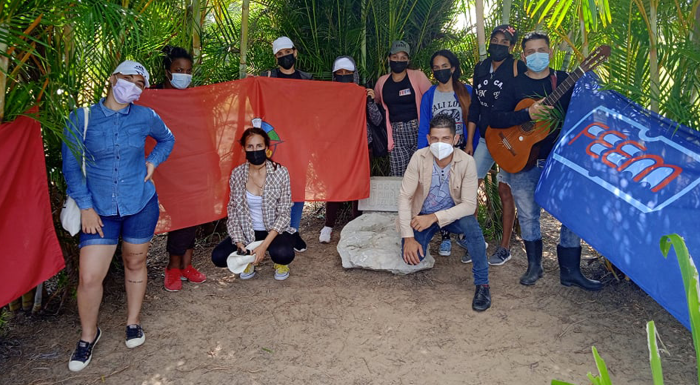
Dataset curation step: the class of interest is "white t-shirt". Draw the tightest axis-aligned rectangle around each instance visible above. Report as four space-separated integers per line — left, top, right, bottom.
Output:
432 89 464 145
246 190 266 231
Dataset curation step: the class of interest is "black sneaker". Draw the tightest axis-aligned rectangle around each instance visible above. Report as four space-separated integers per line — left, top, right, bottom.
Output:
472 284 491 312
293 232 307 252
68 327 101 372
125 324 146 349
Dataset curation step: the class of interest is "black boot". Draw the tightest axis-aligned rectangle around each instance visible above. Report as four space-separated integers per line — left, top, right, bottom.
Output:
472 284 491 312
557 245 602 291
520 240 543 286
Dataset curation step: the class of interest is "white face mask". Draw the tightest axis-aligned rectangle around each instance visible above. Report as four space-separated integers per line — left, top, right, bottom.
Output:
169 72 192 89
112 78 143 104
429 142 454 160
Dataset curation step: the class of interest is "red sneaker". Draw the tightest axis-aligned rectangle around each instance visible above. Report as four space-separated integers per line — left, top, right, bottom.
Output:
182 265 206 283
164 268 182 292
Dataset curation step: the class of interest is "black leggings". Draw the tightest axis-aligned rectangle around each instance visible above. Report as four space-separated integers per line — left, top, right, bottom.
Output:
211 231 296 267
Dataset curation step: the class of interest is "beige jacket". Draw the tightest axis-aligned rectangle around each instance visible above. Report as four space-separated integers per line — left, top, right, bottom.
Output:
398 148 478 238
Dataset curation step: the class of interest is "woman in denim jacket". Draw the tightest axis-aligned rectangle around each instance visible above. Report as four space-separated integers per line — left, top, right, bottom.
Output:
64 61 175 372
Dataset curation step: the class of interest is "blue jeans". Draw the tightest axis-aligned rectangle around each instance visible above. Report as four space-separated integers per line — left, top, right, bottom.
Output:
472 137 495 179
402 215 489 285
499 164 580 248
291 201 304 230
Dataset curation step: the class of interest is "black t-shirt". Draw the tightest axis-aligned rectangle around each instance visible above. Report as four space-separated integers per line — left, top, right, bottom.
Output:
382 74 418 123
468 56 528 137
277 70 303 80
490 69 573 160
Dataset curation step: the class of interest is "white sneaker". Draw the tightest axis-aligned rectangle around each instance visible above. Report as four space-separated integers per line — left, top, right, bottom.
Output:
319 226 332 244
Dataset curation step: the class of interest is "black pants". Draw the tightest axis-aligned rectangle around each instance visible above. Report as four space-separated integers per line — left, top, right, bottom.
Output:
166 226 197 255
211 231 296 267
325 201 360 227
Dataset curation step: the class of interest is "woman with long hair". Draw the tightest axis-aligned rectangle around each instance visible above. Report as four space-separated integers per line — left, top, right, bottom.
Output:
416 49 474 257
211 128 296 280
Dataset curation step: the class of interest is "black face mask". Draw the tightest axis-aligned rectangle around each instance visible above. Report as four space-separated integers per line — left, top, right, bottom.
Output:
433 68 453 84
246 149 267 166
488 44 510 62
389 60 408 74
335 74 355 83
277 53 296 70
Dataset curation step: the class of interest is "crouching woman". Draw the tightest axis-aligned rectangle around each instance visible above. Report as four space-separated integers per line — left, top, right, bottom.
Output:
211 127 296 280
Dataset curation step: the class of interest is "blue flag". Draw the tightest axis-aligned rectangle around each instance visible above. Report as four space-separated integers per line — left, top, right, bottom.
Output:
536 72 700 329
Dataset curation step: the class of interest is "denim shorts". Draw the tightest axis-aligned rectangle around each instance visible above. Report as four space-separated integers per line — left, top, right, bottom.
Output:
79 193 160 248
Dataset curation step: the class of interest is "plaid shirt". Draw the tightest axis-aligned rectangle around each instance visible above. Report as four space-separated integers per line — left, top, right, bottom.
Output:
226 160 294 245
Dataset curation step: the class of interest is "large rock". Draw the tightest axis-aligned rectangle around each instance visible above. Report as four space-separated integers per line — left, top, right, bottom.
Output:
337 212 434 275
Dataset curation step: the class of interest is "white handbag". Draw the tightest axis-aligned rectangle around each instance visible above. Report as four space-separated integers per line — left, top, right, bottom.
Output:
60 107 90 236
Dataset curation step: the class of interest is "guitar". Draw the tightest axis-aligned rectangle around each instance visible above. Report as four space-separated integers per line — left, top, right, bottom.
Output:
485 45 611 173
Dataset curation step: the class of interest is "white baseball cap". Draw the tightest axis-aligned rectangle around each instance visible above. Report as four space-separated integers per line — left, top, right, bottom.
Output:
112 60 150 87
333 57 355 73
272 36 294 55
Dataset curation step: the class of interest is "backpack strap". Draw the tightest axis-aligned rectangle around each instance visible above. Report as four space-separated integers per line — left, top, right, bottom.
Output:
513 59 519 77
81 106 90 177
550 71 558 90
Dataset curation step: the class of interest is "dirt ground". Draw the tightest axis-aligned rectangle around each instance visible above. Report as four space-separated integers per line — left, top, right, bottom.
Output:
1 207 697 385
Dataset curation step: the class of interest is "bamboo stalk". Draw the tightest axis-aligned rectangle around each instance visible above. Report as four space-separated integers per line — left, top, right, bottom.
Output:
239 0 250 79
361 0 367 83
475 0 486 60
0 24 8 122
649 0 660 113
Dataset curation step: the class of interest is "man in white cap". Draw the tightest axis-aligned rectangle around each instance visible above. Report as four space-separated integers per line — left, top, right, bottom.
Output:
260 36 313 80
260 36 313 252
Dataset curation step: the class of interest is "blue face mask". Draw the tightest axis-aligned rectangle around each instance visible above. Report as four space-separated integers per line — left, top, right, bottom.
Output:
525 52 550 72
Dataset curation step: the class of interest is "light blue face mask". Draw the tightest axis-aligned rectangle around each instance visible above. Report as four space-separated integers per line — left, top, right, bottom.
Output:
525 52 550 72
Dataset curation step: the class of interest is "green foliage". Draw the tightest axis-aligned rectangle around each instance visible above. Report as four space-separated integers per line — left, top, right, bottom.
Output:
660 234 700 383
553 235 699 384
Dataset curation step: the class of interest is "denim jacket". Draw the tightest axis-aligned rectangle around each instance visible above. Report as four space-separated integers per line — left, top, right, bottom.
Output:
62 99 175 217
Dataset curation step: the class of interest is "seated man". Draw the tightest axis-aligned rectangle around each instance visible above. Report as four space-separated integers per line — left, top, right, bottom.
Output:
398 114 490 311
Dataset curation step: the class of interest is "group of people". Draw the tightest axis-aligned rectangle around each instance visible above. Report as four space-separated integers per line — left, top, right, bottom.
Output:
62 26 602 372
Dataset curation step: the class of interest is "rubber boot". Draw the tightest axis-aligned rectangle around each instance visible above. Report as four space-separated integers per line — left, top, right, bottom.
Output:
520 240 543 286
557 245 602 291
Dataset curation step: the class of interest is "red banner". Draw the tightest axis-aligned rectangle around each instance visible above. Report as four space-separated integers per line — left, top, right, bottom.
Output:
138 77 370 233
0 113 64 307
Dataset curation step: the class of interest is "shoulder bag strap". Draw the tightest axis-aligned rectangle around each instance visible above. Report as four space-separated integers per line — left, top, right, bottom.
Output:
81 106 90 177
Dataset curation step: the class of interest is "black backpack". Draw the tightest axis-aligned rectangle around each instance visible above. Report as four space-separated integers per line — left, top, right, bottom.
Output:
368 101 387 158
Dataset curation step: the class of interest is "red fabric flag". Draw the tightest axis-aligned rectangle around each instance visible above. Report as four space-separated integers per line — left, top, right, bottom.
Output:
138 77 369 233
0 113 65 307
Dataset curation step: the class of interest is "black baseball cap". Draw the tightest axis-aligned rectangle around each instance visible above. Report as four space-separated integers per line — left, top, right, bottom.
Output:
490 25 517 45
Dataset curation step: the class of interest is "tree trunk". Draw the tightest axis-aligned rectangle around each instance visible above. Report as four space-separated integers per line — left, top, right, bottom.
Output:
239 0 250 79
476 0 486 60
501 0 512 25
192 0 202 64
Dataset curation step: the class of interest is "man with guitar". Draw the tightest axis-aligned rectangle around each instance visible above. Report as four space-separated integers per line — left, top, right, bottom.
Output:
489 32 602 291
